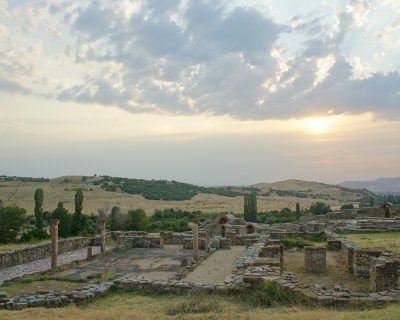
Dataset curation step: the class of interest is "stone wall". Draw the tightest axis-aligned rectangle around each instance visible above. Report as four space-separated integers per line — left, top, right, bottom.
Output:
327 240 341 250
370 257 400 292
117 235 163 248
0 237 92 269
353 248 383 278
304 247 326 272
160 231 190 244
183 237 206 250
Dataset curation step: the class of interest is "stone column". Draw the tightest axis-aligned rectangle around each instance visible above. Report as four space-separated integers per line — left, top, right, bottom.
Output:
50 219 60 269
192 221 199 261
279 244 284 275
87 246 93 260
100 220 106 254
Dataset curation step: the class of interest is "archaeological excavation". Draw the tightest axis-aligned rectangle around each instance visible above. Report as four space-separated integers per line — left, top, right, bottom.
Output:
1 200 400 311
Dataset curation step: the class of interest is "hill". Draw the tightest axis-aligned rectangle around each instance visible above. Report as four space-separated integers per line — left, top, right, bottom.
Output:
0 175 367 215
341 177 400 194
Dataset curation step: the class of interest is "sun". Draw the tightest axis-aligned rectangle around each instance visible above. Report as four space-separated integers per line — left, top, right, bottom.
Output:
303 117 329 134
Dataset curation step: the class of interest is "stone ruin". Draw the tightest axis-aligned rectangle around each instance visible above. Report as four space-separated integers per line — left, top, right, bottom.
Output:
2 204 400 311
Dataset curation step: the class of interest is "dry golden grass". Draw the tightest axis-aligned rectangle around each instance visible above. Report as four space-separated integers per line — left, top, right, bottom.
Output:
283 250 369 291
1 292 400 320
341 232 400 253
0 176 359 215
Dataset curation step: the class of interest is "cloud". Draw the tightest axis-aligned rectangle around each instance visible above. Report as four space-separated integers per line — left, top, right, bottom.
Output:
0 0 399 120
0 78 31 94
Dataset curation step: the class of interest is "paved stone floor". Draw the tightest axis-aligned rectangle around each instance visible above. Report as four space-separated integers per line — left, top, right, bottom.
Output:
0 247 101 286
184 246 245 284
54 245 195 281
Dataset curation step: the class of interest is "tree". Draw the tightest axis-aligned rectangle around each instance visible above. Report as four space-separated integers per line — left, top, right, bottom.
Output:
71 189 84 235
0 205 27 243
295 202 301 223
244 193 257 222
126 209 148 231
340 203 355 210
309 202 331 215
34 188 44 229
370 196 375 207
51 202 71 238
109 206 126 231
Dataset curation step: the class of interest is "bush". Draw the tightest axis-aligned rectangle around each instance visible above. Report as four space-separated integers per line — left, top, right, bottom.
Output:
253 281 296 307
309 202 331 215
51 202 72 238
0 205 27 243
279 237 314 249
20 228 49 242
165 296 221 315
340 203 355 210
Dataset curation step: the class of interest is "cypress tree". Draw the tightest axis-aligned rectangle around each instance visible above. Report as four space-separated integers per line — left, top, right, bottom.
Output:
244 193 257 222
34 188 44 229
370 196 375 207
296 202 301 224
71 189 84 235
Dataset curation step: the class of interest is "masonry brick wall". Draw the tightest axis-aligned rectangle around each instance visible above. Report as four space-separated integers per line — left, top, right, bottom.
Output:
0 237 91 268
304 247 326 272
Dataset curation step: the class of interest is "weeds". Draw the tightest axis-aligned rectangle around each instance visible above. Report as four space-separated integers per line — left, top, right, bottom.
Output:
165 295 221 315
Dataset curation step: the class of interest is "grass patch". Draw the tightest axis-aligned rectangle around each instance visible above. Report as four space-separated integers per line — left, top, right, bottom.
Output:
0 277 86 297
3 290 400 320
341 232 400 252
280 237 315 249
165 295 222 315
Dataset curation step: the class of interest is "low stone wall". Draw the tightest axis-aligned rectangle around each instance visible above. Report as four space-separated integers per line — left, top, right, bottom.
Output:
353 248 383 278
0 282 112 310
117 235 163 248
370 257 400 292
0 237 92 269
304 247 326 272
269 231 323 240
259 245 281 258
183 237 206 250
109 231 148 241
115 276 224 294
160 231 190 245
327 240 341 250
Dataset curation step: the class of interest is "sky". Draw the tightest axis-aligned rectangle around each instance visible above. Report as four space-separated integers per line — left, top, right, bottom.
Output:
0 0 399 186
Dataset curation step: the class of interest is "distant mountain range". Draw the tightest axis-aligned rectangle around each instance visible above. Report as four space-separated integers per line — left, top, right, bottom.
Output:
341 177 400 194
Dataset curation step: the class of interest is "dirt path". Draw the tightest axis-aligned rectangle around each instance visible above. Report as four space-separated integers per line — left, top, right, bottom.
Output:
184 246 245 284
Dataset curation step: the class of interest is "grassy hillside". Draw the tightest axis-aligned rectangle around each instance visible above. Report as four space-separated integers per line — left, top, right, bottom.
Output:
0 175 366 215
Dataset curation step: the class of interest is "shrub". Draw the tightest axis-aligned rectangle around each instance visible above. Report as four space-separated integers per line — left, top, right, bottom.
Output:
253 281 296 307
340 203 355 210
51 202 72 238
0 205 27 243
309 202 331 215
279 237 314 249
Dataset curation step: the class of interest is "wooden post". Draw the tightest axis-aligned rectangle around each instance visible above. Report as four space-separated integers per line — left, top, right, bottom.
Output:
100 220 106 254
50 219 60 269
205 230 209 253
192 221 199 261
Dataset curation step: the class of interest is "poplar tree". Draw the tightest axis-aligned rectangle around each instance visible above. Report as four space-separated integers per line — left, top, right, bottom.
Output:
244 193 257 222
34 188 44 229
71 189 84 235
